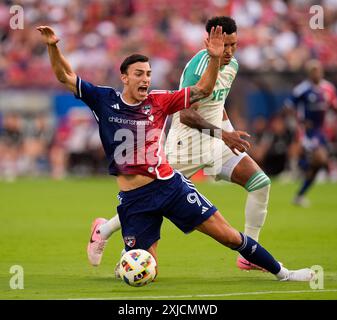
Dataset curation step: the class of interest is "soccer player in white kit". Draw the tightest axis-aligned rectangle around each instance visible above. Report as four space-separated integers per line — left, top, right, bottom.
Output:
166 16 271 271
89 17 272 271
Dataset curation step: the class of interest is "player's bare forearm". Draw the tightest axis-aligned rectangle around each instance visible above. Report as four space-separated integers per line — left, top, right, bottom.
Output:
37 26 77 93
47 44 76 93
189 56 220 104
180 108 251 155
180 108 221 136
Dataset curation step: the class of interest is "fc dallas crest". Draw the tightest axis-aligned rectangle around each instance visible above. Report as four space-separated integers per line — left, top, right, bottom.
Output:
124 235 136 248
142 105 151 115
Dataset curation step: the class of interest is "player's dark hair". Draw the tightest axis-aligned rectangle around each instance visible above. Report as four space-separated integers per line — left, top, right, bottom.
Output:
120 54 150 74
206 16 237 35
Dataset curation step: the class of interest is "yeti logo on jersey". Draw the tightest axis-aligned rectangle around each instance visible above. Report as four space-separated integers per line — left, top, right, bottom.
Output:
211 88 228 102
124 236 136 248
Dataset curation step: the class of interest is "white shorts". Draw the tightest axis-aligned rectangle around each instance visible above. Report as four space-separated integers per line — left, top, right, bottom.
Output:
170 120 247 181
171 143 247 181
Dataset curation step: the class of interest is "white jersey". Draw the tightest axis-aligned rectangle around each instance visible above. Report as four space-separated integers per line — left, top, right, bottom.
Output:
166 49 238 165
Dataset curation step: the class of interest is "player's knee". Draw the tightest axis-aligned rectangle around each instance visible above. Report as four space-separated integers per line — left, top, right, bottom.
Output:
315 153 328 168
223 229 242 249
313 149 328 167
245 171 271 193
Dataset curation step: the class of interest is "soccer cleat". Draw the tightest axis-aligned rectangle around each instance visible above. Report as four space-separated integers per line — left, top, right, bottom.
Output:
236 257 267 272
278 267 315 282
87 218 108 266
292 195 310 208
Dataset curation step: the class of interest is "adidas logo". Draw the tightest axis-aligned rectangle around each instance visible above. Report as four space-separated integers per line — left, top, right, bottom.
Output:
251 244 257 255
111 103 120 110
201 206 208 214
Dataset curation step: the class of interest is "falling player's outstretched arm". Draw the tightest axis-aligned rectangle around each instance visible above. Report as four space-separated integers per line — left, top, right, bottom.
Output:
37 26 77 94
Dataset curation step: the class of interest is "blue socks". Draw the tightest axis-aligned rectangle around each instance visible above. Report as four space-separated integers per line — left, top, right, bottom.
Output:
298 178 314 196
233 233 281 274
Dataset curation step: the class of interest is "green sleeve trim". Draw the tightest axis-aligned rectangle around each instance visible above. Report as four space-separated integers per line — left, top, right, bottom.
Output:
181 68 201 88
180 50 208 89
229 58 239 72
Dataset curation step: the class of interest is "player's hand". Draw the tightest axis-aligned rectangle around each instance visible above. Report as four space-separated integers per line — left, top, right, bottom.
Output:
204 26 225 59
36 26 60 45
222 130 251 155
190 102 200 111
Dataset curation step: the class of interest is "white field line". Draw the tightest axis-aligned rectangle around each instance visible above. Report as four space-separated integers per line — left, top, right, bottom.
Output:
69 289 337 300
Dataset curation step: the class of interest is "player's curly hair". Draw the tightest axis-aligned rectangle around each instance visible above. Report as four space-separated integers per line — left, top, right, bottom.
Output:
206 16 237 35
120 54 150 74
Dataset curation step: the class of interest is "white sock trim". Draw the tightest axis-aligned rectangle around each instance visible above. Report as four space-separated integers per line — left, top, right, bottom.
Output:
99 215 121 239
276 266 289 280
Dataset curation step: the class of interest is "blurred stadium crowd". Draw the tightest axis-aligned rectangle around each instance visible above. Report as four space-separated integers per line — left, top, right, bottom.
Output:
0 109 106 180
2 0 337 88
0 0 337 180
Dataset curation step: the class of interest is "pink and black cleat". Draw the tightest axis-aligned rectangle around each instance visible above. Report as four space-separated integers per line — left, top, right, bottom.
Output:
236 257 267 272
87 218 108 266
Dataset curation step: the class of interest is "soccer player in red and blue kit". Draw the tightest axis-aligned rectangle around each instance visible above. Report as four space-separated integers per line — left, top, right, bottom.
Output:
285 60 337 207
38 25 314 282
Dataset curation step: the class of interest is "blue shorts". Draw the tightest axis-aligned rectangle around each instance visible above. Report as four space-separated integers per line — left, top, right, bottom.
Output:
117 171 217 251
299 130 328 170
302 130 327 152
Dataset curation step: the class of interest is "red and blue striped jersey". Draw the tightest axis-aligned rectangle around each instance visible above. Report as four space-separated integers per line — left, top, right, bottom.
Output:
75 77 190 179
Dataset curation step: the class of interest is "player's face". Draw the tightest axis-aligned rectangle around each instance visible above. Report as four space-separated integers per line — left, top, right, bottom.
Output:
221 32 237 65
309 66 323 84
121 62 152 102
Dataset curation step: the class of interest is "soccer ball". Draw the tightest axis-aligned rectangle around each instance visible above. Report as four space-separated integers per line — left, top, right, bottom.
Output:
119 249 157 287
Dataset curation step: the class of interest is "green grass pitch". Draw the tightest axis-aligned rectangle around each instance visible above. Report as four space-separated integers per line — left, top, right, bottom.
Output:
0 177 336 300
